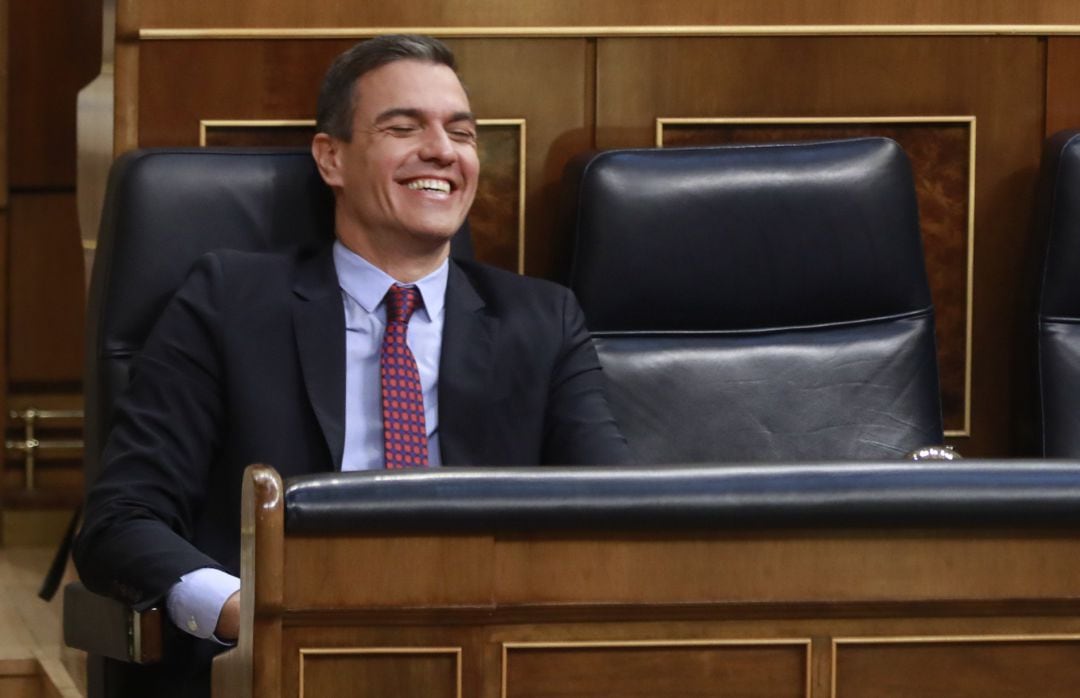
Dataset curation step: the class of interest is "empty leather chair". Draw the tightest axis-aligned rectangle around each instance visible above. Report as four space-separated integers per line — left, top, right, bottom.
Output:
564 138 944 463
1036 129 1080 457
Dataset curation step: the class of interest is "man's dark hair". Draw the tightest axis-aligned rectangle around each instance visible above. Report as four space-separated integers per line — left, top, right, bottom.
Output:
315 34 458 141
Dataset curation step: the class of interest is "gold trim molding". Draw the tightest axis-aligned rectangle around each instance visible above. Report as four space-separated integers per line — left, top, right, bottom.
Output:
198 117 528 274
198 119 315 146
657 115 976 438
138 24 1080 40
299 646 462 698
502 638 811 698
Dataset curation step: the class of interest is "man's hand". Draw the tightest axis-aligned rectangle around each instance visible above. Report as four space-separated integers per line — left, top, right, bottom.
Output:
215 590 241 641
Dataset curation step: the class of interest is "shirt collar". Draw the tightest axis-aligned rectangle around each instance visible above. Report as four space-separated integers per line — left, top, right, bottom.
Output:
332 239 449 319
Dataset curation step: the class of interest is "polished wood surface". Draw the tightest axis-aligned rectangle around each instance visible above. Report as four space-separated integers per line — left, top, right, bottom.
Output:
0 548 84 697
1046 37 1080 136
220 467 1080 698
834 639 1080 697
7 0 100 189
504 643 808 698
301 651 459 698
7 195 84 386
0 0 8 205
127 1 1080 30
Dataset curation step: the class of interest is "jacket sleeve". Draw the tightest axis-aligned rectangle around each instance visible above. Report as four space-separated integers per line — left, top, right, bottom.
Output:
541 286 633 466
74 253 230 611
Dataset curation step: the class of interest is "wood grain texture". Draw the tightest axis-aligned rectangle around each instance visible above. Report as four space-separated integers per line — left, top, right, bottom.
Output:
1046 37 1080 136
6 194 85 385
596 36 1044 456
504 643 807 698
0 0 8 205
7 0 101 188
130 1 1080 30
834 639 1080 697
300 651 458 698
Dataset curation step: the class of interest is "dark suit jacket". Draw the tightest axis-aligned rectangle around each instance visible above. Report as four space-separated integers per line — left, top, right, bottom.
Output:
73 244 628 694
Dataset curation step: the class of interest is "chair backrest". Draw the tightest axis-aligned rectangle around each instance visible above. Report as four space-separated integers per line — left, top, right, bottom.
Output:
564 138 944 463
85 147 472 486
1036 130 1080 457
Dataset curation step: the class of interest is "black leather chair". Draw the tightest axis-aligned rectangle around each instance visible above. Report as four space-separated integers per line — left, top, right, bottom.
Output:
564 138 944 463
1036 129 1080 457
65 147 470 697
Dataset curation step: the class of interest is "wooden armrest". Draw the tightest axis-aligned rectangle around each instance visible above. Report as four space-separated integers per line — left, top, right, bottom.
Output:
62 581 163 664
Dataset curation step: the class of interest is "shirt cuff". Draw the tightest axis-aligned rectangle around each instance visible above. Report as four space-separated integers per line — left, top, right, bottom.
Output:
166 567 241 644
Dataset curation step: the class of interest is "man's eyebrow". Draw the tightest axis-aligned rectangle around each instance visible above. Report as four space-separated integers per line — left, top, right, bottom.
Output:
449 111 477 125
374 108 422 124
373 108 477 125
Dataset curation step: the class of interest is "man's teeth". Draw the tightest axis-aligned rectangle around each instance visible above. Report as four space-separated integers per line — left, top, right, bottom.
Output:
406 179 451 193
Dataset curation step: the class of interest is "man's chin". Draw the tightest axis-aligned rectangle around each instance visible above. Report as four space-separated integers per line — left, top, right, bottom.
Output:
404 221 466 246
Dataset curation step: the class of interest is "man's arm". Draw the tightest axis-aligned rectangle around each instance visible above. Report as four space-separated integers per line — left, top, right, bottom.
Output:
541 286 632 465
74 253 230 612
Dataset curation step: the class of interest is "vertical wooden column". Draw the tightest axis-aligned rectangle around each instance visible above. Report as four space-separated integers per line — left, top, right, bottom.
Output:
2 0 101 531
0 0 9 533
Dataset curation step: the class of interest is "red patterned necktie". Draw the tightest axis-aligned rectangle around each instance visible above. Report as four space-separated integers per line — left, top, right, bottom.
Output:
381 284 429 468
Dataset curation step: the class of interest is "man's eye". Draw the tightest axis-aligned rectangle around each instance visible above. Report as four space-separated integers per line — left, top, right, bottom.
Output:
386 125 418 135
450 130 477 143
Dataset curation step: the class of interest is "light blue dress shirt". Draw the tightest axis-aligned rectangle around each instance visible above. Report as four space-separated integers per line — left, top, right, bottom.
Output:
166 241 449 640
335 240 447 470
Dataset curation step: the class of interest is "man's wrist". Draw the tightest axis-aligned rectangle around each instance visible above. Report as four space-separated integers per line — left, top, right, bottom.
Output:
165 567 241 642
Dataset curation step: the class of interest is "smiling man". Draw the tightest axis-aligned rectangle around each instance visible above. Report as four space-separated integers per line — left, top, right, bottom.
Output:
74 35 629 697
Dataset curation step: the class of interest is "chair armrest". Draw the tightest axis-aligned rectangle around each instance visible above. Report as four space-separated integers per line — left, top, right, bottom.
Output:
63 581 163 664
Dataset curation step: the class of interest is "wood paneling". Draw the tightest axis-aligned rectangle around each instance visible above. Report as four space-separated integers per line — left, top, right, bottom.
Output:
130 1 1080 31
596 36 1044 455
137 38 591 277
1046 37 1080 135
7 0 101 188
7 194 85 385
834 639 1080 697
504 643 808 698
300 651 458 698
0 0 8 204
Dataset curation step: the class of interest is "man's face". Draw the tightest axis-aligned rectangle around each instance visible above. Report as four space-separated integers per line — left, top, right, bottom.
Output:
323 59 479 248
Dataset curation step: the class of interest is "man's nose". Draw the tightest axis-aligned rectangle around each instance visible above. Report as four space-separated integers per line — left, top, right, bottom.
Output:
418 126 456 164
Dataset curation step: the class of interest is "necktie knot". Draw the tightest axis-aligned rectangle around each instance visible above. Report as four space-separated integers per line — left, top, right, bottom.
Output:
386 284 422 325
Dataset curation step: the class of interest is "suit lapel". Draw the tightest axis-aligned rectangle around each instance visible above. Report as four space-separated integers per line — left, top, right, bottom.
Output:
292 246 346 470
438 261 497 465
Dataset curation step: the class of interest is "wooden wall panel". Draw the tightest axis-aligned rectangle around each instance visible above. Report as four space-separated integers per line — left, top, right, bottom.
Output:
300 650 459 698
595 36 1044 455
834 639 1080 698
128 0 1080 30
137 38 592 277
504 643 808 698
7 195 85 386
1046 37 1080 136
0 0 7 205
7 0 101 188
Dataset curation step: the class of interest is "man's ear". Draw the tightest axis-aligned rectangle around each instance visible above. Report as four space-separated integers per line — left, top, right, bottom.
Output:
311 133 344 188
